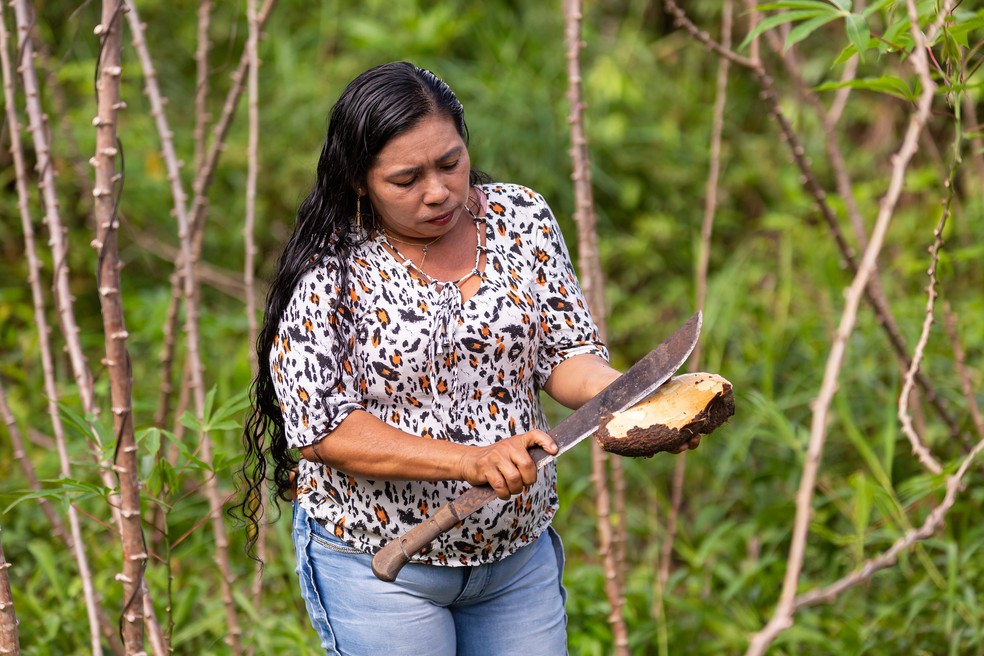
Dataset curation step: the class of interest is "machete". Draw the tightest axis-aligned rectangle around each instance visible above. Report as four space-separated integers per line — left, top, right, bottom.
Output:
371 311 702 582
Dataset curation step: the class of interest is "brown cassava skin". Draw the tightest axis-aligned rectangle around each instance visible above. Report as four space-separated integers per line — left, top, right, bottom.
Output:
595 373 735 457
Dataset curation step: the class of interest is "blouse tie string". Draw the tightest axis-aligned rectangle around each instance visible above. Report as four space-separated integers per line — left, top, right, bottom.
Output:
428 283 464 408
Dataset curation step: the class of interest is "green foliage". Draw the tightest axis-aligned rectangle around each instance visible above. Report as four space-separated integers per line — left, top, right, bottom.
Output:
2 0 983 654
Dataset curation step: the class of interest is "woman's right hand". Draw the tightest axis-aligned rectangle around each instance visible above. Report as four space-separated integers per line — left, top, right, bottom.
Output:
458 431 559 500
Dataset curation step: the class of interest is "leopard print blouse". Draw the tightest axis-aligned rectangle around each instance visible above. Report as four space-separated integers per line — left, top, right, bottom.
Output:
272 183 608 566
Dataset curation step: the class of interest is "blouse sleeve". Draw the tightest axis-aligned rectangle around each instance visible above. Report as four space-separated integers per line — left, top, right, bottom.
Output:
527 191 610 388
269 262 363 449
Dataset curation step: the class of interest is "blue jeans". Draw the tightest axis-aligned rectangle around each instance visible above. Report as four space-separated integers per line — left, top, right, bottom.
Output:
292 502 568 655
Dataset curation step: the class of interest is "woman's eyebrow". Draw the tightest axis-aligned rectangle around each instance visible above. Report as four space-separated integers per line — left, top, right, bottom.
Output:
386 146 463 179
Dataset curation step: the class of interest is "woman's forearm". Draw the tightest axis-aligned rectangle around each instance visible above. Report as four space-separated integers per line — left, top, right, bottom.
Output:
299 409 470 481
298 409 558 499
542 353 622 410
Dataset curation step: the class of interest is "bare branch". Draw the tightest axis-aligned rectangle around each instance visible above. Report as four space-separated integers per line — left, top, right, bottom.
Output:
11 0 96 418
194 0 212 176
244 0 266 625
90 1 153 650
121 0 192 441
156 0 276 434
660 0 734 592
897 205 950 475
0 526 20 656
563 0 628 651
0 8 107 652
746 2 952 653
794 434 984 610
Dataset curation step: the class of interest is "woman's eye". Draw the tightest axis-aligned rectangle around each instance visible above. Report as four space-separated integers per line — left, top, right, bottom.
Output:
393 178 415 187
441 160 460 171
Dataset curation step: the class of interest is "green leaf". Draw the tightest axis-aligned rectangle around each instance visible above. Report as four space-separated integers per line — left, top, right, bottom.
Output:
203 386 217 425
207 419 242 431
815 75 915 101
844 13 871 61
3 479 108 513
833 42 859 64
741 9 832 50
862 0 896 17
178 410 202 432
211 388 251 425
57 402 105 447
851 472 873 560
786 14 842 49
757 1 840 10
137 426 161 455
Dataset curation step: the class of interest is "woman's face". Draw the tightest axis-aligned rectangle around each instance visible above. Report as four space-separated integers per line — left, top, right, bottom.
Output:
364 113 472 240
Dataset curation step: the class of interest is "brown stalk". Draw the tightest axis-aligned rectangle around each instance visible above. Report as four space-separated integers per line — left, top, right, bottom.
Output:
123 3 251 648
659 0 734 594
194 0 212 177
122 0 191 438
746 2 952 653
0 527 19 656
11 0 96 422
10 1 151 648
90 2 150 651
32 37 95 215
897 195 951 475
153 0 213 431
0 391 127 656
0 9 108 651
562 1 628 652
792 213 971 614
244 0 267 626
155 0 276 433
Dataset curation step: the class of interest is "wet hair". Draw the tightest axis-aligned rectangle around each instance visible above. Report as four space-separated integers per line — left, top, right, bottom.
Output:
235 62 489 556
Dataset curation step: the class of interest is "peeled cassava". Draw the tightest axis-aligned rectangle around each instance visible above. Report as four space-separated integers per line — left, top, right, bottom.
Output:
595 372 734 457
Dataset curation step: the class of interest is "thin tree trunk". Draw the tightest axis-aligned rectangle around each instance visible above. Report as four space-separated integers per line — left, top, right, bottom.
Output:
10 2 140 649
91 1 148 651
659 0 733 592
0 528 19 656
244 0 267 628
194 0 212 176
562 1 628 653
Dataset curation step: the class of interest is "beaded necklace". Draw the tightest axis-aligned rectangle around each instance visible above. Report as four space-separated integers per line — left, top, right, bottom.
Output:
381 231 444 272
382 204 486 288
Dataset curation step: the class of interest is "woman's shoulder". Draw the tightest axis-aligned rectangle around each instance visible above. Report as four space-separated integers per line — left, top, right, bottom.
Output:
480 181 545 203
480 183 553 224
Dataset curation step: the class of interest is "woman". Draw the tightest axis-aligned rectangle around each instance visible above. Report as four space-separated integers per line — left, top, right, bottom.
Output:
241 62 622 655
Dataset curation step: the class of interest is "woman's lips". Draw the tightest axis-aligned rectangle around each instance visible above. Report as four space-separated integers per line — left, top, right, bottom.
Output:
427 211 453 226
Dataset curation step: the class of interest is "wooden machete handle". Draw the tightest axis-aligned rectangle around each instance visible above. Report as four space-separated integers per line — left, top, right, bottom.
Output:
371 372 735 582
371 484 498 582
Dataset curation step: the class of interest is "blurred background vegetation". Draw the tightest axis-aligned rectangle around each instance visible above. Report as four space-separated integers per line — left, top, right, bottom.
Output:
2 1 983 654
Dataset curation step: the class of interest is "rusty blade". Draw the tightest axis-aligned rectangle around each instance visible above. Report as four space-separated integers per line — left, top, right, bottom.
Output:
371 311 702 581
527 310 702 467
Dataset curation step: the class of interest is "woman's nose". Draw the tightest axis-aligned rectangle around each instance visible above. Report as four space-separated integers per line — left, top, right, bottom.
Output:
422 175 450 205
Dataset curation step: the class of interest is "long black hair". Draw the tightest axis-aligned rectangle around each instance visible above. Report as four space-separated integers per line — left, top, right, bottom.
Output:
236 62 489 555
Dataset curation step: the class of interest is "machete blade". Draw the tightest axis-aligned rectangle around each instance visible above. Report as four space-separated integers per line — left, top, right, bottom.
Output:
371 311 702 581
530 310 702 467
